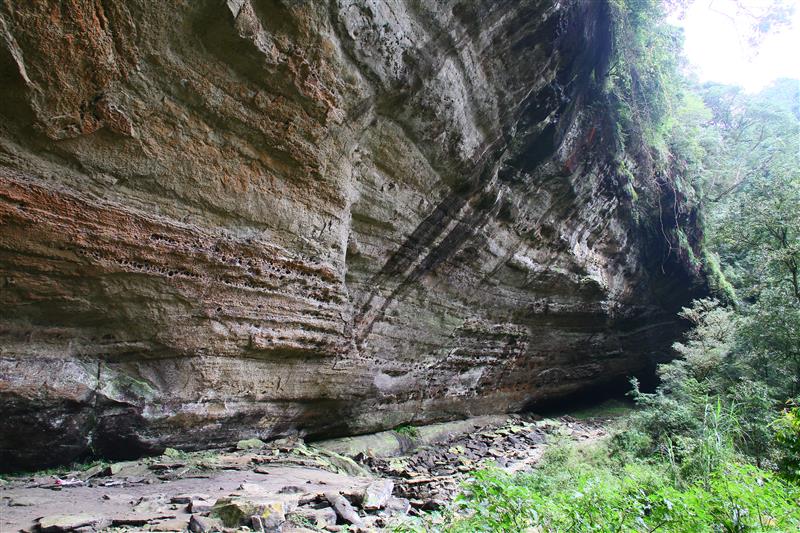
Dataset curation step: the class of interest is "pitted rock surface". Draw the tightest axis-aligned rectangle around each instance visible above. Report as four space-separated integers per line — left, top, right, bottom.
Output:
0 0 705 470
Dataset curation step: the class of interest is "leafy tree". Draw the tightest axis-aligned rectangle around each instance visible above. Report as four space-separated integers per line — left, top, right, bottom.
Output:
704 82 800 303
775 403 800 482
672 298 738 383
699 80 800 395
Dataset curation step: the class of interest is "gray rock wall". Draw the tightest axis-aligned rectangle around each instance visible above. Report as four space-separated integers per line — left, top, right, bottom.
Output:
0 0 704 471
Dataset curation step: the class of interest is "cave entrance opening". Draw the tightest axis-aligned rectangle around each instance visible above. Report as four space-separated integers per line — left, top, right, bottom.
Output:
523 367 659 419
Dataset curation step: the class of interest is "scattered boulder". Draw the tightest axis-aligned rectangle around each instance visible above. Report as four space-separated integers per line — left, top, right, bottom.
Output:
110 514 176 527
107 461 142 476
212 496 286 528
149 462 186 472
310 447 371 477
78 464 109 481
37 514 110 532
325 492 364 528
1 414 601 533
170 493 216 513
132 494 170 514
382 496 411 515
236 438 266 450
188 514 223 533
287 506 337 528
361 515 386 530
270 437 302 451
170 493 211 504
189 497 216 514
213 454 256 470
150 517 190 531
361 479 394 510
419 498 444 511
250 511 284 533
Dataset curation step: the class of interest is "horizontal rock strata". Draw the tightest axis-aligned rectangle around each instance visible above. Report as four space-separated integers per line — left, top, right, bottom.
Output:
0 0 704 470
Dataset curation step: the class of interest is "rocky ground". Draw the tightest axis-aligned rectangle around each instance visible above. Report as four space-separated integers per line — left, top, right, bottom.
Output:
0 413 614 533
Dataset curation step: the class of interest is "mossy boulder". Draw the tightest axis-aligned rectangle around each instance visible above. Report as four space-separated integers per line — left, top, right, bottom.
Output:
211 496 285 528
236 438 266 450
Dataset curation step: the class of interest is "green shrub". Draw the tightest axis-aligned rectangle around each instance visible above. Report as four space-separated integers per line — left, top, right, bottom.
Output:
775 404 800 482
394 424 420 439
728 380 775 467
399 446 800 532
625 297 795 479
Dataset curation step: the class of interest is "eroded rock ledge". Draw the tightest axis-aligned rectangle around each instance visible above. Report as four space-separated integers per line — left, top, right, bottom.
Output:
0 0 704 471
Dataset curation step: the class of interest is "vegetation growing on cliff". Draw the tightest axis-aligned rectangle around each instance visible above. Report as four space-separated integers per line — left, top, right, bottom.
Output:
394 0 799 530
606 0 684 155
606 0 709 282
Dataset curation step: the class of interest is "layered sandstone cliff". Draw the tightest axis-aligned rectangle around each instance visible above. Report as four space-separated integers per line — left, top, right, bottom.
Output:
0 0 704 471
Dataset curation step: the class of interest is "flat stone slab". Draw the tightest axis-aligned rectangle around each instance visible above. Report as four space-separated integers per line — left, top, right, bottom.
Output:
38 514 109 532
0 465 368 532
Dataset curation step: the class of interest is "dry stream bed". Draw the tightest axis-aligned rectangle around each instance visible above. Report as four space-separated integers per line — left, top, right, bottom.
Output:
1 411 616 533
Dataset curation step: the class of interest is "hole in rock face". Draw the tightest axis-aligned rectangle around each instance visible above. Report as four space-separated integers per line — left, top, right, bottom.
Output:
524 368 658 417
90 410 161 461
0 401 94 473
91 431 156 462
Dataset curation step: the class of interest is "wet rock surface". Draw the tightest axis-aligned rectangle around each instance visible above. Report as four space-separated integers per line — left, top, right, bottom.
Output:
0 414 607 532
0 0 705 471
